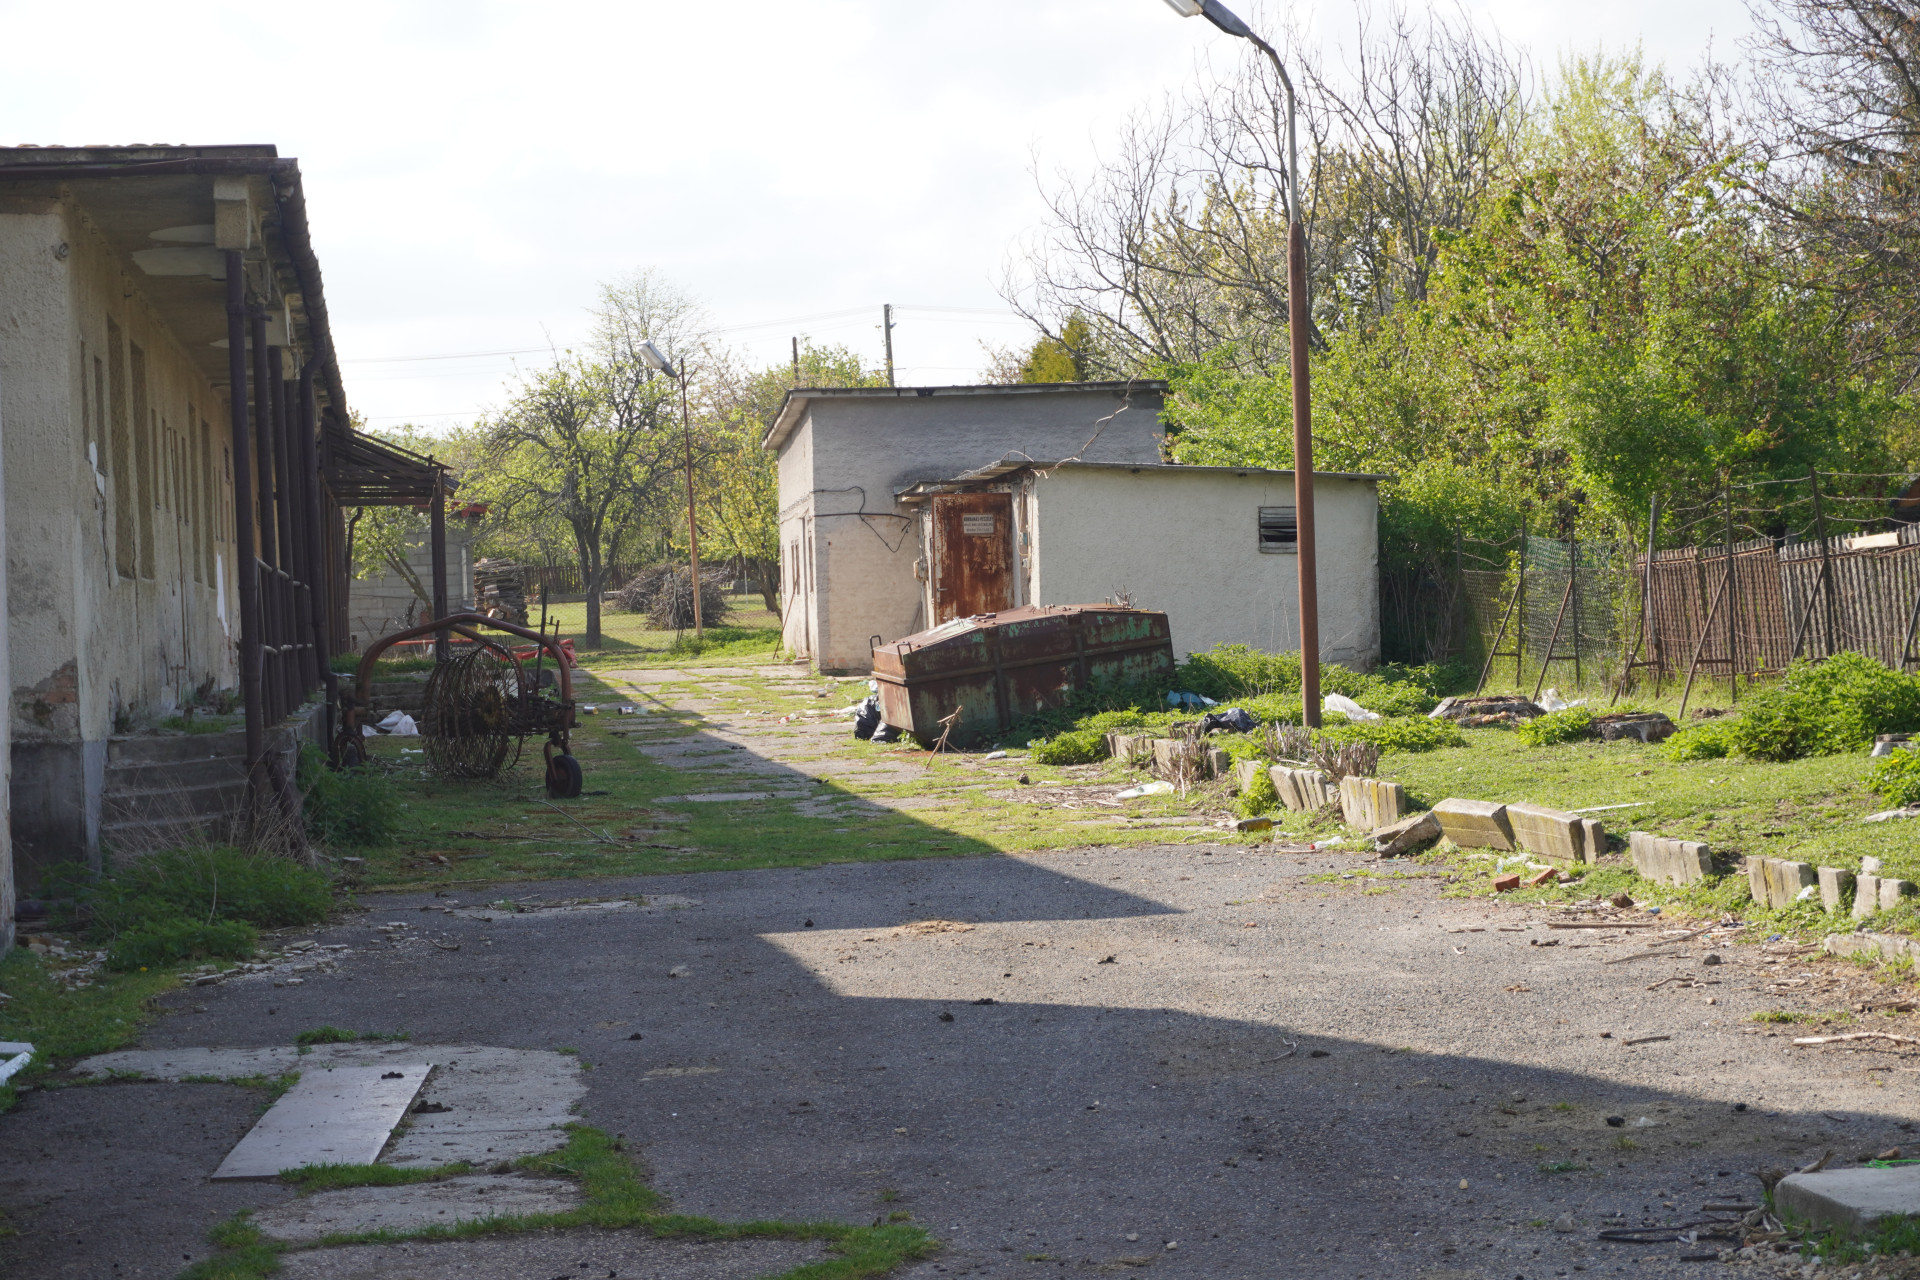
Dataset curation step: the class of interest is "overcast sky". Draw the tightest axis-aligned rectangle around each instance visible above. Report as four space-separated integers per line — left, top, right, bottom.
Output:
1 0 1753 433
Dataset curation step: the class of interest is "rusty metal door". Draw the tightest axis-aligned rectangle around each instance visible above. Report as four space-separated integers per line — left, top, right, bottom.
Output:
932 492 1013 622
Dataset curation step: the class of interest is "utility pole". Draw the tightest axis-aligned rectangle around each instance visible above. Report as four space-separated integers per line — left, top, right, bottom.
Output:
791 336 801 385
882 303 896 387
680 365 703 640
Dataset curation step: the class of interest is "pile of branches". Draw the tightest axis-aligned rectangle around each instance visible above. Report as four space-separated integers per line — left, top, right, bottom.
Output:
613 564 732 630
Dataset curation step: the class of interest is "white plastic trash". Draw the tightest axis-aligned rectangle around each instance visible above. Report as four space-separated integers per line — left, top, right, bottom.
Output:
1115 781 1176 799
1323 694 1380 722
1538 688 1588 712
376 711 419 736
985 750 1008 760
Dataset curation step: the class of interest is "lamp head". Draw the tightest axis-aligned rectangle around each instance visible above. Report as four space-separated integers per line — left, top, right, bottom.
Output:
1162 0 1204 13
638 339 676 378
1162 0 1254 39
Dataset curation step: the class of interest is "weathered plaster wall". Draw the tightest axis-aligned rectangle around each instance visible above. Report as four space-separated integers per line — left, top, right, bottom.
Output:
0 197 239 887
780 388 1164 673
776 413 815 659
344 528 474 651
1026 466 1380 667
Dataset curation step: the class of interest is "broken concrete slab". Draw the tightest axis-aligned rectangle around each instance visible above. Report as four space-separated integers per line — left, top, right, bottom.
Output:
1105 732 1156 764
76 1044 585 1166
1776 1166 1920 1238
1629 831 1713 886
214 1064 429 1179
1855 873 1884 920
1818 865 1857 913
1337 776 1407 833
1233 759 1264 793
1871 733 1913 758
1824 931 1917 963
1590 711 1677 743
1269 765 1335 812
1431 798 1514 851
1373 810 1442 857
1747 856 1818 910
1506 802 1592 866
252 1174 581 1242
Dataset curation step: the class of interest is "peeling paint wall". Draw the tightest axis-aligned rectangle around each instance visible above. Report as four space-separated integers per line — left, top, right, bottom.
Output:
0 196 239 888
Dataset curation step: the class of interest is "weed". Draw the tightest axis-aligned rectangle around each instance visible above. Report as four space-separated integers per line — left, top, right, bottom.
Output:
1800 1212 1920 1265
1539 1161 1590 1174
1552 1102 1575 1112
1517 707 1597 746
281 1162 471 1192
1237 765 1278 816
293 1026 408 1047
876 1187 901 1203
1030 730 1108 766
107 918 255 972
1665 719 1736 761
1727 654 1920 762
1869 747 1920 808
54 844 330 947
1751 1010 1817 1024
299 745 399 848
1611 1136 1639 1151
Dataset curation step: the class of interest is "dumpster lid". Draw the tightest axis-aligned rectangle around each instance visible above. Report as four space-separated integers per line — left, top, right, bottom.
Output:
878 604 1155 652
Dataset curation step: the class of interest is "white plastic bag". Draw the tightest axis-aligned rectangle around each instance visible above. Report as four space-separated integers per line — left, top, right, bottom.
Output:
377 710 419 736
1538 688 1588 712
1324 694 1380 722
1115 780 1176 799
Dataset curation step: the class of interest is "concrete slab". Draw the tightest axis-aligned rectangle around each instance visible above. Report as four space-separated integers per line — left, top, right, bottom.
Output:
1629 831 1712 886
214 1064 429 1179
1432 798 1514 850
1882 878 1916 911
1856 873 1884 920
1338 776 1407 833
75 1044 585 1166
1506 802 1586 865
1269 765 1334 812
1776 1166 1920 1237
251 1174 581 1242
1819 865 1857 913
274 1232 828 1280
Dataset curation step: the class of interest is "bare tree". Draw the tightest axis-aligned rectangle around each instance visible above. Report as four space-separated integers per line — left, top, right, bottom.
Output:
1745 0 1920 383
1005 4 1528 375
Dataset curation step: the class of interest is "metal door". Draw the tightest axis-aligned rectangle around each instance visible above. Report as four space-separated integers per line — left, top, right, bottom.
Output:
932 492 1013 622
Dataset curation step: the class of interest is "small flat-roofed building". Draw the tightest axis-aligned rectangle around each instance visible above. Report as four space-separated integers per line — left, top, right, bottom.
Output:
764 381 1382 675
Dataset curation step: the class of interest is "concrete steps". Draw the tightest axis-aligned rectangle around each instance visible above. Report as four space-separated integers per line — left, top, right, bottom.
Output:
100 729 254 857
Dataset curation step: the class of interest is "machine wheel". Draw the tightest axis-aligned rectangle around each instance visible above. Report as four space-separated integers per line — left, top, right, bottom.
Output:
545 752 584 799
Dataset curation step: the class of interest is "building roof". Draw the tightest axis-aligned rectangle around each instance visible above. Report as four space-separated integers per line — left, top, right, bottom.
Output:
894 458 1389 502
761 380 1169 453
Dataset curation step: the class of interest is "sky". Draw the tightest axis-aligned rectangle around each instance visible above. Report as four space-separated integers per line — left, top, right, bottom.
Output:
0 0 1754 434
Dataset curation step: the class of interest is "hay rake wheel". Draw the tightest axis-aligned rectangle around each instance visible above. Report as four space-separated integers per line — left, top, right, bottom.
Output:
341 613 582 797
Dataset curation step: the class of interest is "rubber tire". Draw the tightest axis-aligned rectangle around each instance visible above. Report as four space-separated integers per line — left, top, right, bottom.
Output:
545 752 584 799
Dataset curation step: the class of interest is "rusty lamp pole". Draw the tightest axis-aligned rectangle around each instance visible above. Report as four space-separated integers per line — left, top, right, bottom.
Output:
639 339 704 639
1163 0 1320 726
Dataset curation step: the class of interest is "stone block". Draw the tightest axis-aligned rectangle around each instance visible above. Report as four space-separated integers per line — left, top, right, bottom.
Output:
1506 802 1587 866
1432 798 1514 851
1269 766 1336 812
1233 760 1265 793
1338 776 1409 833
1776 1167 1920 1238
1823 931 1915 963
1492 873 1521 892
1880 878 1915 912
1747 856 1819 910
1629 832 1713 886
1871 734 1913 758
1105 733 1155 764
1855 873 1883 920
1818 865 1856 913
1374 810 1442 857
1205 747 1232 780
1579 818 1608 861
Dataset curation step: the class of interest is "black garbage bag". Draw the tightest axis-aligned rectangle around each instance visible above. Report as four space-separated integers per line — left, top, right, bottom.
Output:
853 696 883 741
1196 707 1259 735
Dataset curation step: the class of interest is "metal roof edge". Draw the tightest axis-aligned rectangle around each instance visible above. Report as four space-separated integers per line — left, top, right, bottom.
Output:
761 380 1169 453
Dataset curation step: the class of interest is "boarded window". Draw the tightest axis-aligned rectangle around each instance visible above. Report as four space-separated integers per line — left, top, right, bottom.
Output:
1258 506 1297 553
107 318 134 578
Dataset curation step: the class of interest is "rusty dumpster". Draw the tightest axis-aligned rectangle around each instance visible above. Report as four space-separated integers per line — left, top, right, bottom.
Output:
871 605 1176 747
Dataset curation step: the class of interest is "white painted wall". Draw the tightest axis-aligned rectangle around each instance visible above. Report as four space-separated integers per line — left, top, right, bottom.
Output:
1025 465 1380 668
773 387 1165 672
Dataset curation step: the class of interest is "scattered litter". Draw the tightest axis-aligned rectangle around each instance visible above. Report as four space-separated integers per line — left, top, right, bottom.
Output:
1197 707 1258 734
1115 781 1175 799
1623 1036 1672 1047
1538 688 1588 712
1165 691 1218 710
1571 801 1652 814
1863 807 1920 823
1606 1116 1626 1127
1232 817 1273 834
667 966 691 979
1492 874 1521 892
375 711 418 736
579 704 597 715
1792 1031 1920 1047
616 704 643 716
984 750 1008 760
0 1042 33 1085
1324 693 1380 722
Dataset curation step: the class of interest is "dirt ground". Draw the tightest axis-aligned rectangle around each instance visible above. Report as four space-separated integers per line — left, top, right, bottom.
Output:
4 663 1917 1279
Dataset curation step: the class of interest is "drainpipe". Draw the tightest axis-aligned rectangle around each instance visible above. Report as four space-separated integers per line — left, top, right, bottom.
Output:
224 252 265 792
430 469 448 661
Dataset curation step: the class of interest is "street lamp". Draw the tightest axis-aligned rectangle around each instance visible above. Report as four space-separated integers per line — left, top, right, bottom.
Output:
1163 0 1321 727
638 339 705 640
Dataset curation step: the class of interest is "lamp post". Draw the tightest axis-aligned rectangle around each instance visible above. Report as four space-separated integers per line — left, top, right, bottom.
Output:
639 339 704 639
1164 0 1320 726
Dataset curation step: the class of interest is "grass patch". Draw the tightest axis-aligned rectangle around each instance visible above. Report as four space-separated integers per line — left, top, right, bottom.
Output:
186 1124 937 1280
1538 1160 1591 1174
293 1026 410 1047
280 1161 471 1192
1751 1010 1819 1024
0 950 179 1106
300 745 401 849
1801 1212 1920 1265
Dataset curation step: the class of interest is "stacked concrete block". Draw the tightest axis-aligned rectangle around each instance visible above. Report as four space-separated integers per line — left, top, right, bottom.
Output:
1747 856 1819 910
1207 747 1232 780
1104 733 1156 764
1629 831 1713 886
1431 798 1515 851
1817 865 1856 913
1269 765 1337 812
1506 803 1604 866
1338 776 1408 833
1151 738 1219 780
1847 872 1911 919
1233 759 1265 793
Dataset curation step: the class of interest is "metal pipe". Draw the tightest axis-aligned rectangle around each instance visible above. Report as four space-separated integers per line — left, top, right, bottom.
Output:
269 345 301 716
224 252 265 790
298 361 331 694
430 469 449 661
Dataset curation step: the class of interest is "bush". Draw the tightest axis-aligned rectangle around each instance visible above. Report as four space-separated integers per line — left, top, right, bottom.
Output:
613 565 732 630
299 746 399 848
1031 729 1109 765
1516 706 1596 746
106 919 255 972
1175 644 1441 715
1322 716 1465 754
1869 747 1920 808
1238 764 1278 816
67 845 331 943
1724 653 1920 762
1665 719 1736 761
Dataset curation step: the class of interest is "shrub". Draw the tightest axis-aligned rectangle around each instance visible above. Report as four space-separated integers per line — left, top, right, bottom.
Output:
1031 729 1109 765
1869 747 1920 808
1725 653 1920 761
106 919 256 972
299 746 399 848
613 565 732 630
1516 706 1596 746
1238 765 1278 816
1174 644 1440 715
1665 719 1736 761
1321 716 1464 754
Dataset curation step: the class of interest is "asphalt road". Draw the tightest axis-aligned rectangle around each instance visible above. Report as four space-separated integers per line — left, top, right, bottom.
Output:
9 840 1911 1279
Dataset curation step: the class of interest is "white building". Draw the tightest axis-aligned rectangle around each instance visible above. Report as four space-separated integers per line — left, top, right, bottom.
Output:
765 382 1381 674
